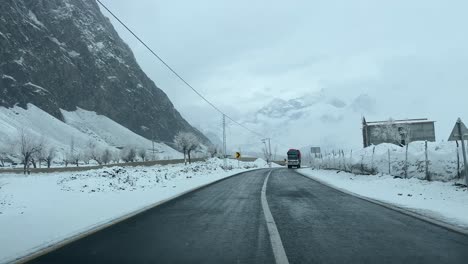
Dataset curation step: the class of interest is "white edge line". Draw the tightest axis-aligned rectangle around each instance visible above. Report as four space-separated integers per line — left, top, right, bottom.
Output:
11 168 264 264
295 170 468 236
261 170 290 264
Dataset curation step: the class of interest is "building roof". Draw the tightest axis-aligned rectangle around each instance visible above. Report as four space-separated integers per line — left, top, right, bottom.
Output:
365 118 435 126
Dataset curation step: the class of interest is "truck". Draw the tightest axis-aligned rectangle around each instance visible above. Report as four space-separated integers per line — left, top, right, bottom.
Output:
287 149 301 169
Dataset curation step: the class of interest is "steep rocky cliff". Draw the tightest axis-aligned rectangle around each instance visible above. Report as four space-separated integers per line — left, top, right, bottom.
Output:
0 0 209 144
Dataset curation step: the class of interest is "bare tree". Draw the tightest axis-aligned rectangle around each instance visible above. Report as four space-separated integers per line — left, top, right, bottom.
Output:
72 152 81 167
111 150 120 164
0 152 6 167
44 147 56 168
187 136 200 164
101 149 112 165
84 140 103 165
65 137 80 167
174 132 189 165
207 145 218 158
33 145 47 168
174 132 188 164
81 150 91 165
138 148 147 162
174 132 200 165
17 129 42 174
121 146 137 163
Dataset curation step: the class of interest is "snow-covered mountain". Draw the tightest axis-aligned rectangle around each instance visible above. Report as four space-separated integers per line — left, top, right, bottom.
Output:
230 90 377 155
0 0 209 146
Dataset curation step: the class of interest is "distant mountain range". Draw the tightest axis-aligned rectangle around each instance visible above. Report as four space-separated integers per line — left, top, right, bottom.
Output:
237 91 377 153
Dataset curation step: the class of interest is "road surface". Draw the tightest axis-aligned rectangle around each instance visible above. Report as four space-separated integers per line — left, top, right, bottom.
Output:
27 168 468 263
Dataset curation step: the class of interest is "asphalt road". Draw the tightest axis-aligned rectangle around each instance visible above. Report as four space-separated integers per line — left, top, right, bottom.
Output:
27 168 468 264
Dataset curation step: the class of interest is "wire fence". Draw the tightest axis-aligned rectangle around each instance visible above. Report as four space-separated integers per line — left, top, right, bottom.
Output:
309 141 465 182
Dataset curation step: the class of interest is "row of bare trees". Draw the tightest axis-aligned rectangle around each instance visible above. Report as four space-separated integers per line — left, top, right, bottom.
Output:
11 130 152 173
2 129 220 173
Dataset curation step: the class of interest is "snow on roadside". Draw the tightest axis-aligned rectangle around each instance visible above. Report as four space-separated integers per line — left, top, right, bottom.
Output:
297 169 468 230
0 158 269 263
319 142 462 182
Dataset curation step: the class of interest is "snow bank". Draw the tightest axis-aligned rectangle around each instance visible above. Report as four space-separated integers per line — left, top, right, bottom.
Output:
317 142 463 181
0 158 267 263
252 158 282 168
297 169 468 230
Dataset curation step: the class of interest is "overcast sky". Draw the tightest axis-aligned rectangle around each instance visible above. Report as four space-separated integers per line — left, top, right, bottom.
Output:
100 0 468 153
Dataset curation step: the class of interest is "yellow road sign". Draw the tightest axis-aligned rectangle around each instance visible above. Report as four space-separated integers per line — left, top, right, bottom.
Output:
235 152 241 159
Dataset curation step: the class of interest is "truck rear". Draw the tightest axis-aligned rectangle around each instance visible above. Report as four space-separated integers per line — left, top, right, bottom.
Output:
287 149 301 168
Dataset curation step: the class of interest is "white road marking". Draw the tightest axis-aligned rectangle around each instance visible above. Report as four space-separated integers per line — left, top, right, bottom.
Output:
261 170 290 264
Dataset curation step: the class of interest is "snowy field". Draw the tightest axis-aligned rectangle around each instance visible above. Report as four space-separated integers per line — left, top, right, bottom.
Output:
0 158 273 263
298 169 468 230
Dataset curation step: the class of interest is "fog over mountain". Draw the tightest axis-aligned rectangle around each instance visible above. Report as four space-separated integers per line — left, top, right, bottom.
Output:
101 0 468 154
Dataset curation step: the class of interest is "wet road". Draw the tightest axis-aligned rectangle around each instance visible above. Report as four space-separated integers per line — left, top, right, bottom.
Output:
28 168 468 263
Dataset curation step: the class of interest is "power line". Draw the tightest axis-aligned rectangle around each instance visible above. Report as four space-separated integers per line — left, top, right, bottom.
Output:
96 0 289 148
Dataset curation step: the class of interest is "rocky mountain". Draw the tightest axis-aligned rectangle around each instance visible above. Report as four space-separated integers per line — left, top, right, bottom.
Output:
0 0 209 145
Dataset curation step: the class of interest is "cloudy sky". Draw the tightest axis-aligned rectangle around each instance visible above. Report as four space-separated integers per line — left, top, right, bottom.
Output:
100 0 468 154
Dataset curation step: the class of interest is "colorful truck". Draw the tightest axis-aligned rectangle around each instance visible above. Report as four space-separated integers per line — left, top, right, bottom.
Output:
287 149 301 169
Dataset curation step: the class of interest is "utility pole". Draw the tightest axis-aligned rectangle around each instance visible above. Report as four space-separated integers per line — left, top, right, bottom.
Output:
262 138 272 168
223 114 227 167
268 138 272 168
152 129 155 161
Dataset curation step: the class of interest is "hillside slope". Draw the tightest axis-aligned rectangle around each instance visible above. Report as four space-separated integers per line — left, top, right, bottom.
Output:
0 0 209 144
0 104 183 160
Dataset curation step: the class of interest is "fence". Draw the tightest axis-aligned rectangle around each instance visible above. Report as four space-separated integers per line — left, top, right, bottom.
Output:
309 141 465 182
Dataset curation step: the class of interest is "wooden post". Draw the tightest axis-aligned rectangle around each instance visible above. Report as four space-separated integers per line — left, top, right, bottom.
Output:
332 150 336 169
371 146 376 174
456 140 460 179
388 149 391 175
425 140 430 181
404 143 409 179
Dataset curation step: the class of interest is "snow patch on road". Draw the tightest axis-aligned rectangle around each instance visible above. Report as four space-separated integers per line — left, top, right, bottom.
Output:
297 169 468 230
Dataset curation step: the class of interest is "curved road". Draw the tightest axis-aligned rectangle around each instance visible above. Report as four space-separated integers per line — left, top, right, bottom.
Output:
27 168 468 263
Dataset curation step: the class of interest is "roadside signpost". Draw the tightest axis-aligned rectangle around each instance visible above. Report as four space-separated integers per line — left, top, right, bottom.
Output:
310 147 321 156
310 147 321 169
235 152 241 168
448 118 468 186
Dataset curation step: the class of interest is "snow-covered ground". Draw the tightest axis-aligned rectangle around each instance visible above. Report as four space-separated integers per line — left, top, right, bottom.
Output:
0 158 273 263
298 169 468 230
0 104 183 162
